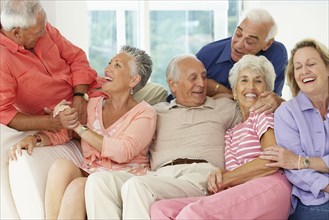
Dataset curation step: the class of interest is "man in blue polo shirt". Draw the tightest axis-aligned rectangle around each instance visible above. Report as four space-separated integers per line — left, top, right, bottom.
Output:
197 8 287 113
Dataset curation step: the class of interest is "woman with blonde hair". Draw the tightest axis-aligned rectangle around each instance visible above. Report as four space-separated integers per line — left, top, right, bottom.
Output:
260 38 329 220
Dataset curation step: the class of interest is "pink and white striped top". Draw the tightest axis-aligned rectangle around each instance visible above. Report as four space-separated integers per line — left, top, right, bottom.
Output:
224 112 274 171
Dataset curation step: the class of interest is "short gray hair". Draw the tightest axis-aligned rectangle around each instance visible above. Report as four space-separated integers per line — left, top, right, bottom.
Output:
165 54 198 82
228 54 275 91
238 8 278 42
120 45 153 93
1 0 45 31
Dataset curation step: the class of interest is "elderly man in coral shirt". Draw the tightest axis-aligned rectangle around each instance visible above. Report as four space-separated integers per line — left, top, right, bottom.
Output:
0 0 100 218
0 0 100 129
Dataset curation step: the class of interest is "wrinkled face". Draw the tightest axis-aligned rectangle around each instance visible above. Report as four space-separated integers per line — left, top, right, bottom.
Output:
293 47 329 96
169 58 207 107
20 12 46 49
231 18 271 62
102 52 137 94
233 69 267 113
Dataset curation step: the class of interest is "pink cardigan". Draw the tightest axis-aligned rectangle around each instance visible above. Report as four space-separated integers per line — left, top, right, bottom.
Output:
43 96 157 175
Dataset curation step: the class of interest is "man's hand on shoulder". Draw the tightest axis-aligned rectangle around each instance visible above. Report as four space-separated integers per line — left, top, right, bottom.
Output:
206 79 232 97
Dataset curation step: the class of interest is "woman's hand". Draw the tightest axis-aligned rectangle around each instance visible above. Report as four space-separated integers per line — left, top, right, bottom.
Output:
207 168 226 195
58 108 79 130
9 135 36 161
52 99 79 129
260 145 299 169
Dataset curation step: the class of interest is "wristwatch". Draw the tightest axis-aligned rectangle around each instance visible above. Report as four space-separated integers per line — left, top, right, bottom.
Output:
77 125 89 136
74 92 89 101
303 157 310 169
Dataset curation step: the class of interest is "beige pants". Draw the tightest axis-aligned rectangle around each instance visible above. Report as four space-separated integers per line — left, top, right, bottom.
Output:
85 162 214 220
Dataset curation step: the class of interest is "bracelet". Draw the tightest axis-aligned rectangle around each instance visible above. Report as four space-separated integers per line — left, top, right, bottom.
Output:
297 155 301 170
214 83 220 93
33 134 43 147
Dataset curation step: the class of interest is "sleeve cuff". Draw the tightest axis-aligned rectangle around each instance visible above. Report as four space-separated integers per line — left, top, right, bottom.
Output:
321 155 329 168
310 174 329 198
0 109 18 125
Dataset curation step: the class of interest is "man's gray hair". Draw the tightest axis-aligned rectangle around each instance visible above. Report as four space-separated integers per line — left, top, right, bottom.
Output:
228 54 275 92
166 54 198 82
238 8 278 42
1 0 45 31
120 45 153 93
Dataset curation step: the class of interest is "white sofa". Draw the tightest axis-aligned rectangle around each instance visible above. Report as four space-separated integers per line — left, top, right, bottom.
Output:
1 82 168 219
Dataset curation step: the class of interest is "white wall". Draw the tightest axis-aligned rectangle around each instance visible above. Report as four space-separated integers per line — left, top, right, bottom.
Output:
41 0 89 53
41 0 328 100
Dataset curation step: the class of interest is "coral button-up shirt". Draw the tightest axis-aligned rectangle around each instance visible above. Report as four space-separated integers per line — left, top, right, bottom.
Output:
0 23 99 125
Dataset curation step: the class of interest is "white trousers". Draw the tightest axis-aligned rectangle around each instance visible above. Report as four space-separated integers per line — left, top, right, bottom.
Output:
85 162 214 220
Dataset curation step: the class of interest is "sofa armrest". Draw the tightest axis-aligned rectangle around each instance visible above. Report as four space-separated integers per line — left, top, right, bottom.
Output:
9 141 83 219
1 124 36 220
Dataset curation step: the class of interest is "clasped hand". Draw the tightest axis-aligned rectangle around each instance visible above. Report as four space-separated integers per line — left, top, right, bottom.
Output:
9 100 80 161
207 168 227 195
54 100 80 130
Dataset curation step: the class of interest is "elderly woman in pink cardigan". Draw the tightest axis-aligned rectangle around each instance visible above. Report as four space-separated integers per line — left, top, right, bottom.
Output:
9 45 156 219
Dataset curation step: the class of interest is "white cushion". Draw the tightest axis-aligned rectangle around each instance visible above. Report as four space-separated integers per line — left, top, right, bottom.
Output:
9 141 83 219
1 124 35 219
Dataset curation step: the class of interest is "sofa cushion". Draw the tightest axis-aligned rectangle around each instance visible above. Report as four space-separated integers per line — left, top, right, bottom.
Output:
9 141 83 219
134 82 168 105
1 124 35 220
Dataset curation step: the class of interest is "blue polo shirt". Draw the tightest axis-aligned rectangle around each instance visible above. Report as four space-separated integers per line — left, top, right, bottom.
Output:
196 37 287 96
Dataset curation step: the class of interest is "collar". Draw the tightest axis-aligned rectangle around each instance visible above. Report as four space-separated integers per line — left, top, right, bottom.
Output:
297 91 329 112
0 31 25 53
168 97 216 110
215 38 265 64
216 38 233 64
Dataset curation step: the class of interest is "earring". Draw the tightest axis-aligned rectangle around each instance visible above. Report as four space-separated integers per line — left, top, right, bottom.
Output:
130 89 134 95
233 96 237 100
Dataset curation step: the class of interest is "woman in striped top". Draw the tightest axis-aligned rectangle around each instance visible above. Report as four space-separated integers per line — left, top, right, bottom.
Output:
150 54 292 219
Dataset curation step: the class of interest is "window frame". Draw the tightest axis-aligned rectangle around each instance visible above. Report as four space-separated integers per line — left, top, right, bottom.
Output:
87 0 230 53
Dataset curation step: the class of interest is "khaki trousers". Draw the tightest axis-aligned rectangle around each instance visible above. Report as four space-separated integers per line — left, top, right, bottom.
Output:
85 162 214 219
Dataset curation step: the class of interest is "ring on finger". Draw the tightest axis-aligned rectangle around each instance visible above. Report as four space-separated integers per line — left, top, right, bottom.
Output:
268 103 272 108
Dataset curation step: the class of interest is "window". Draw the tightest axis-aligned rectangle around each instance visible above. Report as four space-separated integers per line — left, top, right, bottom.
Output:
88 0 240 88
